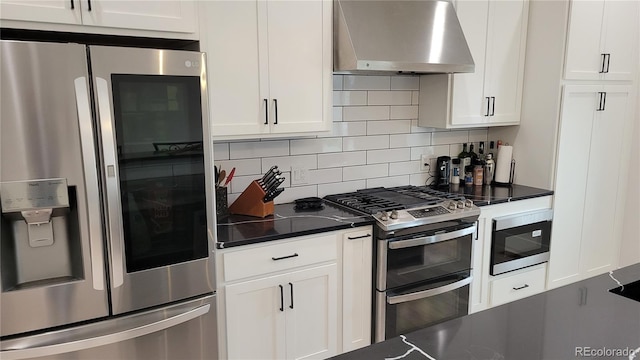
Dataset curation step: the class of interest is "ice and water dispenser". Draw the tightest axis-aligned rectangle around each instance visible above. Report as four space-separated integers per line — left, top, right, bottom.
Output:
0 178 83 290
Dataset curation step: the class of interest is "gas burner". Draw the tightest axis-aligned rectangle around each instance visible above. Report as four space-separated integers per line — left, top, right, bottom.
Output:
324 185 480 231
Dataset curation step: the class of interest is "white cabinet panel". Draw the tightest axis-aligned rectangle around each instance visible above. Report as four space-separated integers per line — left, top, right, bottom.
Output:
564 0 638 81
0 0 196 34
204 0 331 140
548 85 633 289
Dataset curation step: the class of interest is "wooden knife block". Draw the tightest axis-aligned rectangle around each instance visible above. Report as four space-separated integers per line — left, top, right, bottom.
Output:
229 180 274 218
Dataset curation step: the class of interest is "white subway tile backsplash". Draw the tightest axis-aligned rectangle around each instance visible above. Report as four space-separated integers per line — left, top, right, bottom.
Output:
367 120 411 135
302 168 343 185
333 91 367 106
412 91 420 105
229 140 289 159
333 107 343 121
274 185 318 204
389 133 432 148
410 173 431 186
318 180 366 197
333 75 343 90
367 148 411 164
262 155 318 172
410 120 432 133
343 106 390 121
410 145 450 160
367 91 412 106
319 121 367 138
343 164 388 181
431 131 469 145
343 135 390 151
469 129 489 142
229 174 255 194
318 151 366 168
390 76 420 90
390 105 419 120
344 75 391 90
290 138 342 155
367 175 410 188
216 158 261 176
213 142 230 160
389 160 422 175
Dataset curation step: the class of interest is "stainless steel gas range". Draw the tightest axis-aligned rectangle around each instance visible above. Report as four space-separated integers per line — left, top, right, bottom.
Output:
325 186 480 342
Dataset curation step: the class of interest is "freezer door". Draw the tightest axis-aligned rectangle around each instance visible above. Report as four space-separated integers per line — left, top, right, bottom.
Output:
88 46 216 314
0 41 109 336
0 294 217 360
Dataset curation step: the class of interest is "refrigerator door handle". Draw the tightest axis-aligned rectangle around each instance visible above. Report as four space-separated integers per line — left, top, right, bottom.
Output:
0 303 210 360
74 77 106 291
95 77 125 288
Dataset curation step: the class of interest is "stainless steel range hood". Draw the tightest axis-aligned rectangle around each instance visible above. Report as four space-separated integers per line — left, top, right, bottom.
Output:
334 0 474 74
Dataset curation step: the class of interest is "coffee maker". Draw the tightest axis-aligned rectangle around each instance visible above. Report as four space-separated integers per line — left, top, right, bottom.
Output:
435 156 451 187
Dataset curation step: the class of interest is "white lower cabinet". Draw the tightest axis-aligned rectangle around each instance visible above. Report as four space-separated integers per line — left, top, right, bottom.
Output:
225 264 337 360
470 196 553 313
490 264 547 307
217 226 373 359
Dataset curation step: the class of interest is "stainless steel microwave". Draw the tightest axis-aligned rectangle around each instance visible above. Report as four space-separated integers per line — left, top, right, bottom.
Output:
490 209 553 275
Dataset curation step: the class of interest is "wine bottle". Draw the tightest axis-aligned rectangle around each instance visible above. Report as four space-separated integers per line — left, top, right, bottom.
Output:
478 141 485 160
458 143 470 169
468 144 478 162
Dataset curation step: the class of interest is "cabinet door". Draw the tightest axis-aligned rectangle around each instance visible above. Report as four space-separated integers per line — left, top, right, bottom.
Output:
580 86 631 278
225 273 287 360
600 0 639 81
450 0 490 127
286 264 338 360
0 0 81 24
266 0 331 134
547 85 601 289
564 0 606 80
80 1 196 33
484 0 528 125
205 0 270 138
341 229 373 352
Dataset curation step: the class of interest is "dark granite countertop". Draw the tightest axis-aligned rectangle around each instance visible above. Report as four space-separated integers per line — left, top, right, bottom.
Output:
215 200 374 249
331 263 640 360
435 183 554 206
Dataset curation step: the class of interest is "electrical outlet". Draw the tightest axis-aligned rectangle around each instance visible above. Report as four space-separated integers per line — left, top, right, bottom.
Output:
420 155 431 172
291 166 309 185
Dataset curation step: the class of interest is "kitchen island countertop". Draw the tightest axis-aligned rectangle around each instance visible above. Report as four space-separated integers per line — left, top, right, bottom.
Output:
330 262 640 360
216 200 373 248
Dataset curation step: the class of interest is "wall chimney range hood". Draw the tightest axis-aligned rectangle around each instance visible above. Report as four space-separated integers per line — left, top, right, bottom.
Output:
334 0 474 75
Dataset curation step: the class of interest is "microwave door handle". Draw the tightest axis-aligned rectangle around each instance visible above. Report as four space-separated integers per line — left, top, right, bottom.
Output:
95 77 125 288
387 276 472 305
388 226 476 249
74 77 106 291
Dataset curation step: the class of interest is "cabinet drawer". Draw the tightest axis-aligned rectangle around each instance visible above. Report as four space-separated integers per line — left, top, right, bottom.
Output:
490 266 546 307
223 234 337 282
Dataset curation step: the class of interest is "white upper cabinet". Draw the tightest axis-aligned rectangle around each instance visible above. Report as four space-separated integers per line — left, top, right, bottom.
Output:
203 0 332 140
419 0 529 129
564 0 639 81
0 0 197 34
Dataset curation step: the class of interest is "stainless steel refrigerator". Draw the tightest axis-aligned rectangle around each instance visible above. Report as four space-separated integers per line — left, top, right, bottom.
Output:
0 40 217 359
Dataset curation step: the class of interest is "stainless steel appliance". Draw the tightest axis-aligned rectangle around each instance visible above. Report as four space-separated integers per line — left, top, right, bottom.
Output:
0 41 217 359
324 186 480 342
490 209 553 275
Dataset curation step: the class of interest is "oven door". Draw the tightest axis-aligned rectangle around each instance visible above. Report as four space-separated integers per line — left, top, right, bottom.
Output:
491 210 553 275
379 224 474 291
376 271 471 342
89 46 215 315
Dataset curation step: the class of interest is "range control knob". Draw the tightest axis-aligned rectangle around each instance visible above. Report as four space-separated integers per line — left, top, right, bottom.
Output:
380 212 389 221
448 201 458 210
465 200 474 208
457 201 465 209
390 210 399 220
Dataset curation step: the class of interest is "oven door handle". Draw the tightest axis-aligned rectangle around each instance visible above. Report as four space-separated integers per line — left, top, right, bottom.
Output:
386 276 472 305
388 226 476 249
